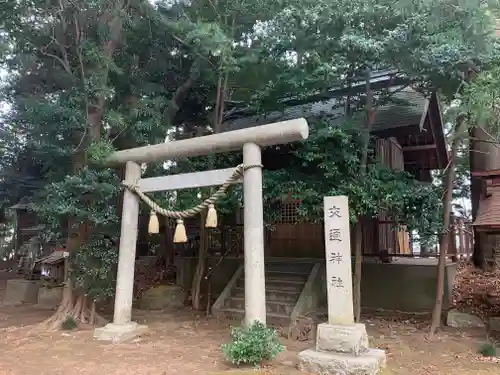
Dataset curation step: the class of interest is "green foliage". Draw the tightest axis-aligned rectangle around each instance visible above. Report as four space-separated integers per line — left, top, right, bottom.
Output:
462 64 500 136
72 234 119 301
478 341 497 357
238 0 499 107
33 167 121 301
33 168 121 228
263 119 443 241
221 321 284 366
87 142 116 165
61 316 78 331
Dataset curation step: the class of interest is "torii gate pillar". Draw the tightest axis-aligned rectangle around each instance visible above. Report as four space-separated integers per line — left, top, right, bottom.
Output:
242 142 266 325
94 118 309 342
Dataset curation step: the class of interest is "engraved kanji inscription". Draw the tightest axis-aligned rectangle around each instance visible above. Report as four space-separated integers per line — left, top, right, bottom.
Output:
328 206 341 218
331 276 344 288
332 276 344 288
329 252 342 264
329 228 342 242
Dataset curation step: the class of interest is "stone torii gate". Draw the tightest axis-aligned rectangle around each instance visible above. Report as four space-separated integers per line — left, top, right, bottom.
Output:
94 118 309 342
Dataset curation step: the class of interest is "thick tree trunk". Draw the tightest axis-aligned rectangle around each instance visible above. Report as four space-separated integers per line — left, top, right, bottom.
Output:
353 70 375 322
39 2 128 331
429 117 465 337
37 248 107 331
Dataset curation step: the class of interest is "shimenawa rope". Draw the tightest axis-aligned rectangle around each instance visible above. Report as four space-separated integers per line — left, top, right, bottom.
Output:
122 163 261 242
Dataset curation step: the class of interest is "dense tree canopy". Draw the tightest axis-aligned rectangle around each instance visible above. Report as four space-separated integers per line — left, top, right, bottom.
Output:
0 0 499 307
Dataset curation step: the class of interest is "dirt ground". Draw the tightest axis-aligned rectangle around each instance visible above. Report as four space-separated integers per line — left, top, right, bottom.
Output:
0 274 499 375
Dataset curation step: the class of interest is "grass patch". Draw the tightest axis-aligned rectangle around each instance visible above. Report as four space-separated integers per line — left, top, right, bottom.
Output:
61 316 77 331
478 341 497 357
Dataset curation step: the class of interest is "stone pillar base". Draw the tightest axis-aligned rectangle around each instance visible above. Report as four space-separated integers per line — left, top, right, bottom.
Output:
93 322 148 343
297 323 386 375
298 348 386 375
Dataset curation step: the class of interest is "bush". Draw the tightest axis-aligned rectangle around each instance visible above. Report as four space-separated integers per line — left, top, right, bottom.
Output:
61 316 77 331
221 321 284 366
478 341 497 357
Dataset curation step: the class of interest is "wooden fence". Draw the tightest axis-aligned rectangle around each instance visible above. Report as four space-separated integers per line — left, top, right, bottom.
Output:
444 217 474 260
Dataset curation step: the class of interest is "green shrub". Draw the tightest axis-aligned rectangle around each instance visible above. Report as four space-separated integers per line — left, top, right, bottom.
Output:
221 321 284 366
478 341 497 357
61 316 77 331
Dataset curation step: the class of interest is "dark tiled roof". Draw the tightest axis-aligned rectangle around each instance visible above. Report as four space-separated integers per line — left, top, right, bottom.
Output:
223 87 427 133
35 250 68 265
10 197 32 210
19 225 44 233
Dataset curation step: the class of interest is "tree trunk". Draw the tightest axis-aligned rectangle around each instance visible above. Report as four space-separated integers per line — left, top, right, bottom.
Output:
429 117 465 337
192 211 208 309
190 69 227 310
469 127 485 269
165 220 175 266
37 239 107 331
38 2 128 331
157 215 167 264
353 70 375 322
353 221 363 322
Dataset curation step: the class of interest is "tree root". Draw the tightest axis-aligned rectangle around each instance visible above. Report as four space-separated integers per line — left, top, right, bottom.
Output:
35 292 107 332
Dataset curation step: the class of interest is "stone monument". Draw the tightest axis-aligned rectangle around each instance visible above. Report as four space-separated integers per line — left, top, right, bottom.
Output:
298 196 386 375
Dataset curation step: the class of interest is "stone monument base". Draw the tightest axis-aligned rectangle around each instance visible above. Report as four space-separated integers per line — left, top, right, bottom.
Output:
93 322 148 343
3 279 39 305
298 323 386 375
298 348 386 375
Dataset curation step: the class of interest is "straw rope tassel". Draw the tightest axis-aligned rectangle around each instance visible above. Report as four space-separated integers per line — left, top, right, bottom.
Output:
173 219 187 243
122 163 262 243
148 211 159 234
205 204 217 228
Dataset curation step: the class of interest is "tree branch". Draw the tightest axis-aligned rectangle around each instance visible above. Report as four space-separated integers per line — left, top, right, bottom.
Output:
164 62 201 126
73 13 89 153
40 41 72 76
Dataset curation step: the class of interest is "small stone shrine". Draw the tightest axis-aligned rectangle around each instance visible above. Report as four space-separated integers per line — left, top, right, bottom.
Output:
298 196 386 375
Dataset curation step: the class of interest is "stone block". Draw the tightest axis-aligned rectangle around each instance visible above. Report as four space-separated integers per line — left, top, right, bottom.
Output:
316 323 369 355
489 317 500 331
37 286 64 309
139 284 185 310
298 348 386 375
94 322 149 343
446 309 484 328
3 279 39 305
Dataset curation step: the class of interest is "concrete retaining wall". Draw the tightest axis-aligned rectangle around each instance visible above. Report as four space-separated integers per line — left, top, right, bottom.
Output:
358 258 457 313
176 257 457 313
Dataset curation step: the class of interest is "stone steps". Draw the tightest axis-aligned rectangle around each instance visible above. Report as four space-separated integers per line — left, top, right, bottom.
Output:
226 296 296 315
232 287 300 302
222 308 290 326
235 276 306 292
212 261 315 326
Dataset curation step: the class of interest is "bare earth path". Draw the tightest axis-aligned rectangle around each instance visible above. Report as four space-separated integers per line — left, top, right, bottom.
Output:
0 306 498 375
0 274 498 375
